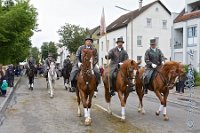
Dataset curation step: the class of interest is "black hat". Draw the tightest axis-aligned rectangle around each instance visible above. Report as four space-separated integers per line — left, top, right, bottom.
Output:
116 37 124 43
85 38 93 43
150 38 156 45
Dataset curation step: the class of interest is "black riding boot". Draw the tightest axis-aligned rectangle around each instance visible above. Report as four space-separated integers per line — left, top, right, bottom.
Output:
109 78 116 96
70 80 76 92
143 84 148 94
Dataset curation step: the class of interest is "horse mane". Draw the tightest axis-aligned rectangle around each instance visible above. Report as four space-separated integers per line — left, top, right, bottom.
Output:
161 61 180 76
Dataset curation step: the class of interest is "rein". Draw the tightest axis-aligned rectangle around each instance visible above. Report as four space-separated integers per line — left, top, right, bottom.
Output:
155 66 178 89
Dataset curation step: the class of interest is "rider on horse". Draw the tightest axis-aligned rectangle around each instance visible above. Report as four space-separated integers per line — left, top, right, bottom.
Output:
143 38 165 94
105 37 133 96
63 55 71 68
70 37 101 92
28 55 36 69
44 53 57 81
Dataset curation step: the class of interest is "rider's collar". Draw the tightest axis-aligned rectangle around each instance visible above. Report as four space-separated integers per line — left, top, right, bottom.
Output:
151 47 156 52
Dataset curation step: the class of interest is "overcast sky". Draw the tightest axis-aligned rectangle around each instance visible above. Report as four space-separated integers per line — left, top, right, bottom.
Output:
29 0 185 48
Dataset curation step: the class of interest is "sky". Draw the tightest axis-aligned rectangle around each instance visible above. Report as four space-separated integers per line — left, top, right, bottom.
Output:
29 0 185 48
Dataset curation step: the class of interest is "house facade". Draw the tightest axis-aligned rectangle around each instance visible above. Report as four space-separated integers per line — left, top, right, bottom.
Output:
99 0 173 67
172 0 200 72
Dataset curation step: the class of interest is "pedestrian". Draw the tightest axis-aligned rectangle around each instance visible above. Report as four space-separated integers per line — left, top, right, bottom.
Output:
105 37 130 96
6 64 15 87
0 64 7 96
1 80 8 97
176 73 186 93
143 38 165 94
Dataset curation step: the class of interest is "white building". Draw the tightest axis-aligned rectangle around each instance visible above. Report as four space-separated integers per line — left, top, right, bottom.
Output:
172 0 200 72
99 0 173 67
57 46 70 68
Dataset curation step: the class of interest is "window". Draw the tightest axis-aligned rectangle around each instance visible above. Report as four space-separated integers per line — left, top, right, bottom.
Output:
188 26 197 37
137 56 142 62
155 7 159 12
162 20 167 29
113 38 116 47
101 41 103 51
154 37 159 47
137 36 142 46
147 18 152 27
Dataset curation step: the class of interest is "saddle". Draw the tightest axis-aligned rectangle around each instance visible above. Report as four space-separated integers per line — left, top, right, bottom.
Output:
143 68 158 86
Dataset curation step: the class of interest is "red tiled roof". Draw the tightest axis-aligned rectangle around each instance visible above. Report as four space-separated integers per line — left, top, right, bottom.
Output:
174 10 200 23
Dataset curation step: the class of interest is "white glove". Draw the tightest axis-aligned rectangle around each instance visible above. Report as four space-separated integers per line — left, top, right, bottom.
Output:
78 62 82 68
152 64 157 68
47 66 49 70
119 62 123 66
162 61 165 65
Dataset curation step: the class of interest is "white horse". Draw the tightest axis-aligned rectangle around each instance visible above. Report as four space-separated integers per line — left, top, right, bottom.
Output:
47 62 57 98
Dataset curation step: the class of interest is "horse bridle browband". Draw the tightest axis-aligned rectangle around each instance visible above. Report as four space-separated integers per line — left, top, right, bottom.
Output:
120 66 137 85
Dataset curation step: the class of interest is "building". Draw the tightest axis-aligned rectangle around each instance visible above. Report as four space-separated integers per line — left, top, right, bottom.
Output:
56 46 70 68
172 0 200 72
89 26 100 54
99 0 173 67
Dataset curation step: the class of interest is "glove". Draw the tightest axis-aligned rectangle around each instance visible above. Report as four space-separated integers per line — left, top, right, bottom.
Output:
118 62 123 66
47 67 49 70
152 64 157 68
78 62 82 68
162 61 165 65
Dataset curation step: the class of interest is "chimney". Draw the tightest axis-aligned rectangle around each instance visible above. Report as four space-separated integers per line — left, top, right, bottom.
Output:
139 0 143 10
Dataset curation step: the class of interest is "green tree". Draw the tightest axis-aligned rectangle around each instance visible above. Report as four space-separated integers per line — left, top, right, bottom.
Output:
0 0 38 64
58 23 89 54
31 47 40 64
41 42 58 61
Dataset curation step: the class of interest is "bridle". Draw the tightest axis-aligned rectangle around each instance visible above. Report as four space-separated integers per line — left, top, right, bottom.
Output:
120 65 137 86
156 66 179 89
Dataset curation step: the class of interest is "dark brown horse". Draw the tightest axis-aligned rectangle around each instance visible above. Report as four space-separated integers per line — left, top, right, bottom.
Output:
102 59 140 120
76 48 96 126
135 61 185 120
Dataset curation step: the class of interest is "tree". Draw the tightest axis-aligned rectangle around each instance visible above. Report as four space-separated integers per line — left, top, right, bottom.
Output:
41 42 58 61
58 23 89 54
0 0 38 64
31 47 40 64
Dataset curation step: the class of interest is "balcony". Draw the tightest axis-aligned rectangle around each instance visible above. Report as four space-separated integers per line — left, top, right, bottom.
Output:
174 42 183 49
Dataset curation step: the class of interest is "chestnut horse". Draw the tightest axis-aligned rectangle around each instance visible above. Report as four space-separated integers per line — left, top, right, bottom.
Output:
76 48 97 126
135 61 185 120
102 59 140 120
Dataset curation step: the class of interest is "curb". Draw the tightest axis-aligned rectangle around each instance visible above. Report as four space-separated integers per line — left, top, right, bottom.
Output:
0 77 21 113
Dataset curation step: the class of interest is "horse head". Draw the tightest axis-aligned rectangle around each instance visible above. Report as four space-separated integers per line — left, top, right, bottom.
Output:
120 59 140 85
49 62 56 77
160 61 185 88
81 49 95 77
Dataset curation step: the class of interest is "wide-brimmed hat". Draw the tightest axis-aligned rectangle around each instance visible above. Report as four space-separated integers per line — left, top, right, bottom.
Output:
116 37 124 43
85 38 93 43
150 38 156 45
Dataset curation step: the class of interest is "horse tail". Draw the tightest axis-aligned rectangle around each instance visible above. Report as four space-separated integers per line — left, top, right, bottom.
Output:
103 74 111 103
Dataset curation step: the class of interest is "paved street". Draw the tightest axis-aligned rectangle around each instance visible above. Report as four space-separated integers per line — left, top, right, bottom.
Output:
0 76 200 133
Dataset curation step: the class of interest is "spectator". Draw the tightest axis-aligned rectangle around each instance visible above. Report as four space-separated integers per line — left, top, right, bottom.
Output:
6 64 14 87
1 80 8 97
0 64 7 96
176 73 186 94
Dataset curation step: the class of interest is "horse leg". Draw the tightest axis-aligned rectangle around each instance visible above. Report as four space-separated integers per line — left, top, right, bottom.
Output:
104 82 112 114
136 84 145 114
85 92 93 125
76 89 81 117
155 91 164 116
117 91 126 120
163 90 169 121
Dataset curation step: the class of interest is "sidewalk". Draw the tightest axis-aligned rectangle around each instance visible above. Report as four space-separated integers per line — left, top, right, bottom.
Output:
0 77 21 113
141 87 200 108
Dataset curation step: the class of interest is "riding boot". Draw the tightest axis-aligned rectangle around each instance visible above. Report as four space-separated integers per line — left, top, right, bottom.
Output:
110 79 116 96
128 82 135 92
70 80 76 92
143 84 148 94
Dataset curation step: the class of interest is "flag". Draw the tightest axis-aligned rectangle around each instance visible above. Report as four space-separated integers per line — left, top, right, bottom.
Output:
100 8 106 36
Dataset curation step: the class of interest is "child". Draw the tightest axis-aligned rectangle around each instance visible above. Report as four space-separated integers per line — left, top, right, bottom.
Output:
1 80 8 97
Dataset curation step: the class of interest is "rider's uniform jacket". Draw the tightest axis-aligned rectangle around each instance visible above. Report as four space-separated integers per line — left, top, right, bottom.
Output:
144 48 165 68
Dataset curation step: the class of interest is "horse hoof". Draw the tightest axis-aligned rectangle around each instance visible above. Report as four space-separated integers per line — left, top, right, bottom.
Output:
142 110 146 115
121 116 125 121
77 113 81 117
163 115 169 121
138 108 142 113
155 111 160 116
85 117 92 126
